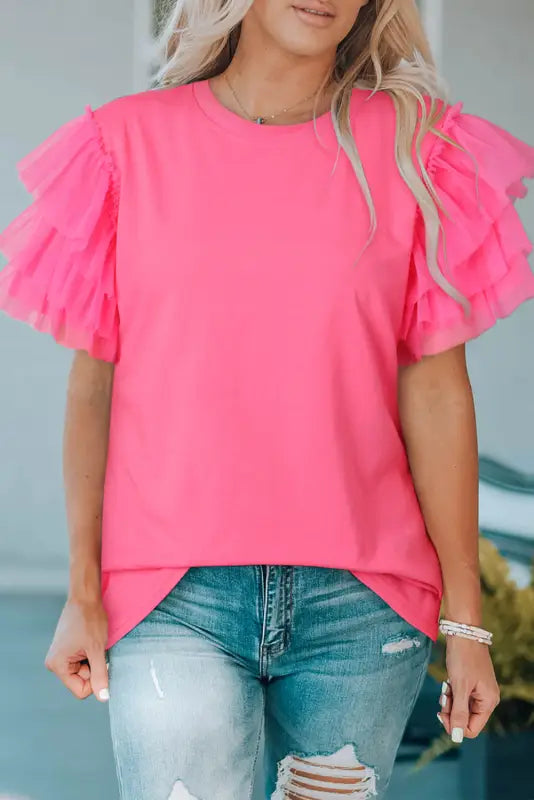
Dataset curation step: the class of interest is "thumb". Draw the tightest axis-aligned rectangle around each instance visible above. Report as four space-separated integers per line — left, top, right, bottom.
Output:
87 648 110 702
449 683 470 743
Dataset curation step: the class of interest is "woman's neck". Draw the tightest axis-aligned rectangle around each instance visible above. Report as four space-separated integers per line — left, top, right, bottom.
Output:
209 66 336 125
211 31 337 125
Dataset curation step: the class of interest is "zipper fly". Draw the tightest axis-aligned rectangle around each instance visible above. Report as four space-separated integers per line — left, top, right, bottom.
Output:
258 565 293 676
259 565 270 655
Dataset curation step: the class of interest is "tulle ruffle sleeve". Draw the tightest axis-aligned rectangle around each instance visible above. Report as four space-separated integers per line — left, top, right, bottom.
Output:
0 106 120 362
398 101 534 366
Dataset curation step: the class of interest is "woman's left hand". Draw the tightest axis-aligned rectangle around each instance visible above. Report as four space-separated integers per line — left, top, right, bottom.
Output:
437 636 500 742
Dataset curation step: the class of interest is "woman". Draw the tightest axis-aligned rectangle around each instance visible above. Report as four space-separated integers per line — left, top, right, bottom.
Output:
1 0 533 797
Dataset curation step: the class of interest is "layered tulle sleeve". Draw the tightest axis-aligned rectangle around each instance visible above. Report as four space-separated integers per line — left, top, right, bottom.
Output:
0 106 120 362
398 101 534 366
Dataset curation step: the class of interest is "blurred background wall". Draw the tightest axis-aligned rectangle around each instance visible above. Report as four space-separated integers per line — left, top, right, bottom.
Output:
0 0 533 585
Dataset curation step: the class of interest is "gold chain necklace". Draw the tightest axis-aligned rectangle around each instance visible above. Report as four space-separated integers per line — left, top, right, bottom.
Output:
222 73 325 125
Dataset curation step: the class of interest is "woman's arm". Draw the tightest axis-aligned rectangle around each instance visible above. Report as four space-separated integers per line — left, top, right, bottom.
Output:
44 350 114 702
398 344 500 740
64 350 113 604
398 344 481 625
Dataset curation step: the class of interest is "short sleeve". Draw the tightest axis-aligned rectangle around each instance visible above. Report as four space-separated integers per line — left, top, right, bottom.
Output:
398 101 534 366
0 105 120 362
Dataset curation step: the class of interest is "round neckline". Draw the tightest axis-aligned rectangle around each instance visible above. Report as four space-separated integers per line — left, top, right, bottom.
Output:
191 77 337 141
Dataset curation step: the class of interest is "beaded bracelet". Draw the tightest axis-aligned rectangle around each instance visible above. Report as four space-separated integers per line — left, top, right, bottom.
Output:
439 618 493 646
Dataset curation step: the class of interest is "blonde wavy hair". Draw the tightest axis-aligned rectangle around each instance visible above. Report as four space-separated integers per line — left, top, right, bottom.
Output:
152 0 467 310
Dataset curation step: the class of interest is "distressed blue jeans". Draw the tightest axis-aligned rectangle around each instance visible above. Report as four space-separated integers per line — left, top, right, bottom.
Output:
107 566 432 799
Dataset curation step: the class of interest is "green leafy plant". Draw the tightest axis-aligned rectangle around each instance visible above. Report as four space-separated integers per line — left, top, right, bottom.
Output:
415 536 534 768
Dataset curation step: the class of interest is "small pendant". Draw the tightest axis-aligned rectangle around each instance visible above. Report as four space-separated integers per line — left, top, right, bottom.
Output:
255 116 265 124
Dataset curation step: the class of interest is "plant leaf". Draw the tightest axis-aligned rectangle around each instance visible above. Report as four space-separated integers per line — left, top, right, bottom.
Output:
499 684 534 704
412 733 458 772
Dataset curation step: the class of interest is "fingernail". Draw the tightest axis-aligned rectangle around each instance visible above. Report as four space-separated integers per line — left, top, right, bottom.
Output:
106 662 109 671
437 713 445 727
441 681 449 694
451 727 464 743
440 694 448 707
98 688 110 701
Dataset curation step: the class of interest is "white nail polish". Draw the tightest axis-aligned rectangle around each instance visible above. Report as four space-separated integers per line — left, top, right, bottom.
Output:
441 681 449 694
451 727 464 743
437 713 445 727
440 694 448 707
98 687 110 701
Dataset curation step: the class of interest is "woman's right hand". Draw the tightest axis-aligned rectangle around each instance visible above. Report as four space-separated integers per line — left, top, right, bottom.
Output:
44 597 110 702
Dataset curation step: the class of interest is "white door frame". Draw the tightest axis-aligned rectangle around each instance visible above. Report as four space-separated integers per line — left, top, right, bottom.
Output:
133 0 153 92
419 0 444 70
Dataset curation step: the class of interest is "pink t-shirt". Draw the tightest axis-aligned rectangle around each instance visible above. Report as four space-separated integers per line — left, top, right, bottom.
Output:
1 79 534 650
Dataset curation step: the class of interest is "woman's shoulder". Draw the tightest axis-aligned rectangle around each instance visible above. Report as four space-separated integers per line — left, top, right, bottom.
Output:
349 85 453 158
347 86 531 183
93 83 192 137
